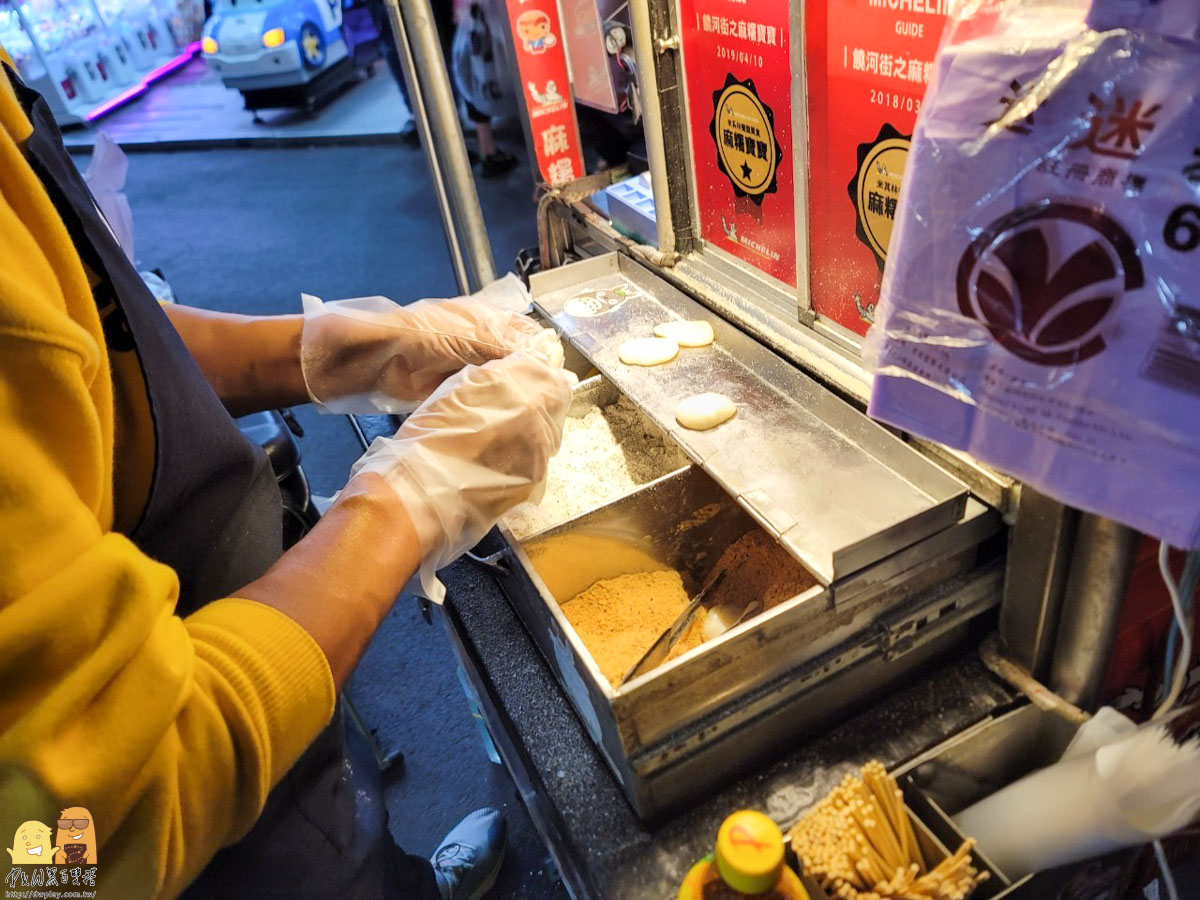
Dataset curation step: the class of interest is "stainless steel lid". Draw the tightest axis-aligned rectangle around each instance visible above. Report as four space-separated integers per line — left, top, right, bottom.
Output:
531 252 967 584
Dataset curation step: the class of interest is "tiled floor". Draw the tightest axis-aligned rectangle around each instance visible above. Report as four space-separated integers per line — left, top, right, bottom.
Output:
62 55 408 149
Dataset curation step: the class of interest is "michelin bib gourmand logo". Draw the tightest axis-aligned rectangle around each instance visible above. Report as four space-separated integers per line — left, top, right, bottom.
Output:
709 73 782 205
850 123 911 276
5 808 98 896
956 201 1145 366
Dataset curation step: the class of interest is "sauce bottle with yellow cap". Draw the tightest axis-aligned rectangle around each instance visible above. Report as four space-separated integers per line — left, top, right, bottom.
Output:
678 810 809 899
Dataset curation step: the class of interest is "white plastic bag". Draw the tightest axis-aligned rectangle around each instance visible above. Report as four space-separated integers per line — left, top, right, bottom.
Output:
82 132 135 264
954 709 1200 878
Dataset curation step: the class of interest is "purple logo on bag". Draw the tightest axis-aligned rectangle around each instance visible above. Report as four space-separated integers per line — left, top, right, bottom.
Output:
956 201 1144 366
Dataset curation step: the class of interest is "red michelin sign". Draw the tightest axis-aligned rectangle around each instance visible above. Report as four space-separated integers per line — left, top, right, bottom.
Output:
679 0 797 287
805 0 950 335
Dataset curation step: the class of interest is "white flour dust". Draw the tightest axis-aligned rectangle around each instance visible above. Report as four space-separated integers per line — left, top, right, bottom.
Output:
503 394 687 539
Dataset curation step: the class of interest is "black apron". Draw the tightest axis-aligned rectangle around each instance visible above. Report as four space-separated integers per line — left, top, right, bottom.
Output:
8 72 434 898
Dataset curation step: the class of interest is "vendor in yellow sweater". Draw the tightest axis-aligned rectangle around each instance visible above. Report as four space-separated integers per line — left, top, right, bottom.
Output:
0 51 572 899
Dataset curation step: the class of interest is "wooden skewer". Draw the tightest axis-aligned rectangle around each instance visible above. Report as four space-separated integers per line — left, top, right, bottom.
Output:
856 856 885 887
790 763 985 900
865 795 908 867
855 833 893 876
863 763 922 875
863 765 899 826
897 791 924 874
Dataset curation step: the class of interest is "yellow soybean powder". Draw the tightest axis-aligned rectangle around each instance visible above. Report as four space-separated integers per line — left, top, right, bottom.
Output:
563 569 703 686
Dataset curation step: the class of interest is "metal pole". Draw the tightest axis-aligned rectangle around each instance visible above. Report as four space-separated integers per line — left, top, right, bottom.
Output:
12 5 53 94
383 0 497 292
1047 513 1139 710
630 0 676 257
999 487 1079 680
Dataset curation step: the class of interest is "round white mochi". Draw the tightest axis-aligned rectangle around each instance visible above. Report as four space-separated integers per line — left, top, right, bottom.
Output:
675 392 737 431
701 606 738 642
619 336 679 366
654 319 715 347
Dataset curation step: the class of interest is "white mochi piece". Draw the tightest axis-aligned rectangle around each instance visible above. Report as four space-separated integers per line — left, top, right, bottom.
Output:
618 336 679 366
701 606 738 642
675 392 737 430
653 319 715 347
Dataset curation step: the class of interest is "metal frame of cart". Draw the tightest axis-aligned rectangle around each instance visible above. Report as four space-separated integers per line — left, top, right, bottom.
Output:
380 0 1154 894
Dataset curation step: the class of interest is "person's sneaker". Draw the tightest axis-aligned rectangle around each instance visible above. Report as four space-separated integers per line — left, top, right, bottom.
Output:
431 808 507 900
480 149 518 179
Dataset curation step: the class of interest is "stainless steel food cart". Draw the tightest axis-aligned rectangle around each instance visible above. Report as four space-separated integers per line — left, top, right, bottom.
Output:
377 0 1153 893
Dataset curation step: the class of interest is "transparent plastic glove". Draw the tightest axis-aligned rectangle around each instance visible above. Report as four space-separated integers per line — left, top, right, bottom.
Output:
301 273 564 414
347 351 575 602
471 271 535 314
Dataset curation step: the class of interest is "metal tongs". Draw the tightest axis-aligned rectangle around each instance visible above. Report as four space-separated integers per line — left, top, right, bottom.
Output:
621 569 728 685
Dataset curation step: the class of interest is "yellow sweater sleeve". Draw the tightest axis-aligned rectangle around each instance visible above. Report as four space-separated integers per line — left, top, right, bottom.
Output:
0 75 336 898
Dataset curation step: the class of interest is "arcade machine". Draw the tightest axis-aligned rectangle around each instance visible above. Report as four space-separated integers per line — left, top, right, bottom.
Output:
0 0 136 122
93 0 183 69
2 0 199 125
201 0 381 116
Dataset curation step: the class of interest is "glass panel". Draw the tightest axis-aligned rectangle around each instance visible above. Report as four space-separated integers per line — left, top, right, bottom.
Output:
0 2 39 76
13 0 104 54
803 0 949 338
676 0 797 288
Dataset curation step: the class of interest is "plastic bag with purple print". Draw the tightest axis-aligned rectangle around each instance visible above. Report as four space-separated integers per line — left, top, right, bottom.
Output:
865 0 1200 547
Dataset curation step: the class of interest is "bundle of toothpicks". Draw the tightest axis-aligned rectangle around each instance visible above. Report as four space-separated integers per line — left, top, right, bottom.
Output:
788 761 987 900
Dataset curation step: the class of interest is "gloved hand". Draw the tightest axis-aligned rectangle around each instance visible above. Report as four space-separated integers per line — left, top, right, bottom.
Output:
346 351 575 601
301 273 565 414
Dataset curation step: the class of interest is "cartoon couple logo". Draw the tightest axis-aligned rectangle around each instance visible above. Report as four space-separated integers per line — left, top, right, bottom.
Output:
516 10 557 55
7 808 97 866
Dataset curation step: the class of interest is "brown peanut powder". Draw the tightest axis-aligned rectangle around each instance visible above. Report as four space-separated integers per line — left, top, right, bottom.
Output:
705 530 817 613
560 533 815 687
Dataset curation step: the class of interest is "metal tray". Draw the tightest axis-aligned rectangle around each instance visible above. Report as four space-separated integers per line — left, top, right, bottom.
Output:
530 253 969 584
494 461 1003 817
499 374 690 541
892 703 1088 898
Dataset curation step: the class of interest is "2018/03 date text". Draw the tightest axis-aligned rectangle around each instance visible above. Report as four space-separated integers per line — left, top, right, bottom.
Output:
870 88 921 114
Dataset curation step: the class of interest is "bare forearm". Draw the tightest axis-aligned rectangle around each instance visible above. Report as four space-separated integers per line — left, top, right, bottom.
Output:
237 474 420 687
163 304 310 416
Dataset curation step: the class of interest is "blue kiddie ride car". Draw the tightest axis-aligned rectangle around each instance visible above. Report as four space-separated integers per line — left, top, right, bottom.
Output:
202 0 380 113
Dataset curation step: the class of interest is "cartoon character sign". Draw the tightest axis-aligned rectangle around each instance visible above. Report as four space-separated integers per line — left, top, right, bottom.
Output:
516 10 557 54
528 79 564 105
54 807 97 865
6 821 58 864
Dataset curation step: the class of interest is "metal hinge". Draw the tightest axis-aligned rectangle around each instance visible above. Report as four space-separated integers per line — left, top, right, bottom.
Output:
876 571 1003 661
877 614 925 662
